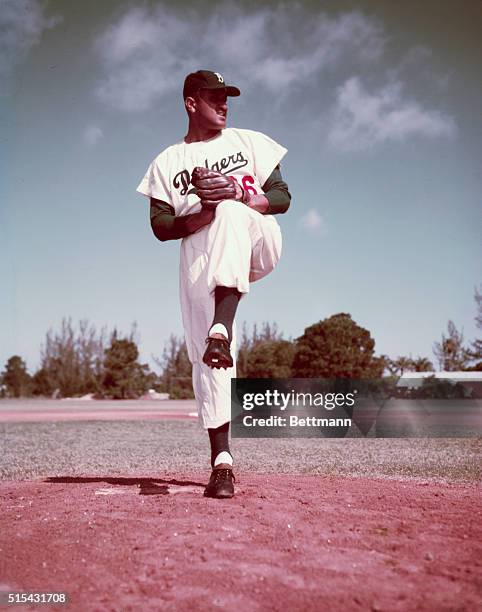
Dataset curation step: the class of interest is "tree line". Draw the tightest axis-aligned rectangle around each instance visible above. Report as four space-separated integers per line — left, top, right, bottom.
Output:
1 286 481 399
0 320 156 400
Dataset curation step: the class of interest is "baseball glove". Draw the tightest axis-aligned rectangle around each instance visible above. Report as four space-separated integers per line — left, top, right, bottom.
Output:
191 166 244 210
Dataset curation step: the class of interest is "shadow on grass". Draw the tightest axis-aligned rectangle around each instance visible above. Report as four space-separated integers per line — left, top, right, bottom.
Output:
44 476 205 495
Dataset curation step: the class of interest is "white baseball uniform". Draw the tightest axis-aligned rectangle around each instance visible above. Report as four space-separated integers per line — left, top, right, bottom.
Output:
137 127 287 428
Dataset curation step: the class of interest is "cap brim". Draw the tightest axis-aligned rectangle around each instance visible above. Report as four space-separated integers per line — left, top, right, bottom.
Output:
200 84 241 97
226 86 240 97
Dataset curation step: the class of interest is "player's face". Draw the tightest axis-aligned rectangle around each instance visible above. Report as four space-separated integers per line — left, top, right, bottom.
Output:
195 89 228 130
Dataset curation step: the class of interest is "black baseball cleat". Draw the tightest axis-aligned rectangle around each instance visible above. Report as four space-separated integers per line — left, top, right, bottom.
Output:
203 336 233 369
204 465 235 499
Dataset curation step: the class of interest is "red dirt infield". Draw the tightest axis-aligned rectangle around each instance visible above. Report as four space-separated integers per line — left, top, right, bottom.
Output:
1 474 481 611
0 399 197 423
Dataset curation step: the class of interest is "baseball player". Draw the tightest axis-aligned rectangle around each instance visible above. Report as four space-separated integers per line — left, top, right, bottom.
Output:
137 70 291 498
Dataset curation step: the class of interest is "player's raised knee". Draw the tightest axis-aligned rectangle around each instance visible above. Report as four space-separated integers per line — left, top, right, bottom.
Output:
215 199 248 219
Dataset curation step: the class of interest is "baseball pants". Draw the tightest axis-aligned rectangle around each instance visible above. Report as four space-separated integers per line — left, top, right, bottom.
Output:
179 200 282 428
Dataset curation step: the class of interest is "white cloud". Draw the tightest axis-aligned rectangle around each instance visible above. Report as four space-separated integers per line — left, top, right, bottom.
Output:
299 209 324 233
83 125 103 147
0 0 61 94
329 77 456 151
94 5 385 112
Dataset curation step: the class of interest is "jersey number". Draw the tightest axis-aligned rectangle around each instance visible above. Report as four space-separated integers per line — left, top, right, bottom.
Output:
231 175 258 196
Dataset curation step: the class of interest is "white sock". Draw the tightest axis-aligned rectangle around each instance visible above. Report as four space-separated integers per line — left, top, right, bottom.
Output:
214 451 233 467
209 323 229 339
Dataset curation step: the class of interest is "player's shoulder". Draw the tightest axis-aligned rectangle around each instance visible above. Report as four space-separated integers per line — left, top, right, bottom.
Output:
224 127 276 150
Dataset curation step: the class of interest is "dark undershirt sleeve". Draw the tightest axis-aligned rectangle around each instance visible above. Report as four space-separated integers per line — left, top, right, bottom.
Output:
150 200 193 241
149 166 291 242
262 165 291 215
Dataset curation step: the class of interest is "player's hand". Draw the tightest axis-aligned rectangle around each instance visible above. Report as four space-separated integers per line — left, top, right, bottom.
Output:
191 166 244 209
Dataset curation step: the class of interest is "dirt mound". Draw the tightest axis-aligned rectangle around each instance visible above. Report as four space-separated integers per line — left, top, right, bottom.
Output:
1 474 481 611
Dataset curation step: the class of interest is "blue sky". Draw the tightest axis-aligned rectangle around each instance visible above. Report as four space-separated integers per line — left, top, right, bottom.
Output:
1 0 481 373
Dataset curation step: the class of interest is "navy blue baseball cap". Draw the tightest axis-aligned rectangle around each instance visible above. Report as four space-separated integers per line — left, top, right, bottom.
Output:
183 70 241 99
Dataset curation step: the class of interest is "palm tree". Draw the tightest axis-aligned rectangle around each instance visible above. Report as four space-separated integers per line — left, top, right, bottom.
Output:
389 356 414 376
411 357 434 372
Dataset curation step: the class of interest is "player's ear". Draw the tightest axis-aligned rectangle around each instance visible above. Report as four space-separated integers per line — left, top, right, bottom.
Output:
185 95 197 115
